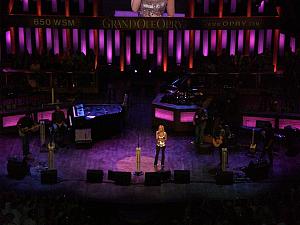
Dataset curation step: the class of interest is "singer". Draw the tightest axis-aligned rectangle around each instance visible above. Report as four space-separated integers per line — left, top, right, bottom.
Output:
154 125 167 168
131 0 175 17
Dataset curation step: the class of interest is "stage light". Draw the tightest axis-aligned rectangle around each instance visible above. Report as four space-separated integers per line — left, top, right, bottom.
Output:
134 69 138 73
148 70 152 74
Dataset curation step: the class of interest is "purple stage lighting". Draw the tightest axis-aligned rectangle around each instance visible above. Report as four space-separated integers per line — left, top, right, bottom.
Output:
250 30 256 54
26 28 32 54
126 35 131 65
184 30 190 57
19 28 25 52
176 31 182 64
53 29 59 54
23 0 29 12
142 30 148 60
46 28 52 50
238 30 244 53
195 30 200 53
203 30 208 56
107 30 112 64
89 29 95 50
115 30 120 56
279 33 285 56
52 0 57 13
81 29 86 55
258 29 264 54
157 37 162 66
136 31 141 54
230 30 236 56
211 30 216 52
290 37 296 53
222 30 227 50
99 30 105 55
149 30 154 54
6 31 11 54
168 30 174 57
73 29 79 51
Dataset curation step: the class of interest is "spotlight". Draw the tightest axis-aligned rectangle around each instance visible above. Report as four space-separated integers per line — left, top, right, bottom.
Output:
148 70 152 74
134 69 138 73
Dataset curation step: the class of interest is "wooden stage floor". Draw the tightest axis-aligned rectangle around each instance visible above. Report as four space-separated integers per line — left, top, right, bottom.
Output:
0 94 300 203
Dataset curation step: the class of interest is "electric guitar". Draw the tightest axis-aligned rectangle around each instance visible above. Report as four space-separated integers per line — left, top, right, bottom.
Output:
212 135 223 147
249 128 257 153
18 124 40 136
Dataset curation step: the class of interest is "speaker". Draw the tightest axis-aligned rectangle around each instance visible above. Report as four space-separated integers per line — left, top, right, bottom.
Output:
174 170 190 184
86 170 103 183
160 170 171 182
7 158 28 180
144 172 161 186
41 169 57 184
107 170 115 180
113 171 131 186
215 171 233 185
244 160 270 180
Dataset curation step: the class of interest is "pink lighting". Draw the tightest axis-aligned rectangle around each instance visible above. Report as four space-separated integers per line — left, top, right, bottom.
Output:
25 28 32 54
249 30 255 54
279 119 300 129
37 109 67 122
149 30 154 54
18 28 25 52
243 116 275 128
23 0 29 12
142 30 148 60
52 0 57 12
258 30 264 54
155 108 174 121
230 30 236 56
35 28 40 51
176 31 182 64
6 31 11 54
73 29 78 51
238 30 244 53
79 0 84 13
230 0 236 13
126 35 131 65
279 33 285 56
221 30 227 50
203 30 208 56
184 30 190 57
99 30 105 55
211 30 217 52
204 0 209 14
62 29 67 51
136 31 141 54
290 37 296 53
114 30 120 56
180 112 195 123
157 37 162 66
89 29 95 50
53 29 59 54
168 30 174 57
107 30 112 64
195 30 200 53
266 29 272 50
3 115 25 128
46 28 52 50
258 0 265 13
81 30 86 55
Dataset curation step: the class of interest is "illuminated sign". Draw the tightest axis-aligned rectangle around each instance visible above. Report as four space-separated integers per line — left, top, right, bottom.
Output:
2 15 281 30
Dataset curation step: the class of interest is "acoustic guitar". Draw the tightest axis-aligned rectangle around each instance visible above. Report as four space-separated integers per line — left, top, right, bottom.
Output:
249 128 256 153
19 124 40 136
212 135 223 148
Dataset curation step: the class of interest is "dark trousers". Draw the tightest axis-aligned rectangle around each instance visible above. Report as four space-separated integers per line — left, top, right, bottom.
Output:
195 122 206 145
22 134 30 156
154 146 166 166
260 146 273 165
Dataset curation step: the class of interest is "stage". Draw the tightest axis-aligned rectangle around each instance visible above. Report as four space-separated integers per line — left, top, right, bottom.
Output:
0 93 300 203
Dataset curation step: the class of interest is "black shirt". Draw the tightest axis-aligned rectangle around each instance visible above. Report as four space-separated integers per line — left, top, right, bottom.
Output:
17 116 34 129
52 110 65 124
194 108 208 125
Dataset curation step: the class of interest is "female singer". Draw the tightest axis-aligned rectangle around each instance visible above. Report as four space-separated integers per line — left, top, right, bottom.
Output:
131 0 175 17
154 125 168 168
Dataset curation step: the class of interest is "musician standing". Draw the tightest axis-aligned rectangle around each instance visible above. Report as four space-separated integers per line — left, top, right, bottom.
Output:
193 105 208 145
51 105 67 147
17 113 35 156
154 125 167 168
260 123 274 166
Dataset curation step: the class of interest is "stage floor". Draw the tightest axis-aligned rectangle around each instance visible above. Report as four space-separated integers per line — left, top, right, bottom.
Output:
1 92 300 203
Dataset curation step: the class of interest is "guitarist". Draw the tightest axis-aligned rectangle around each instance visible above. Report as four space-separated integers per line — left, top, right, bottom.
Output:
17 113 37 156
260 122 274 166
212 121 227 165
51 105 67 146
